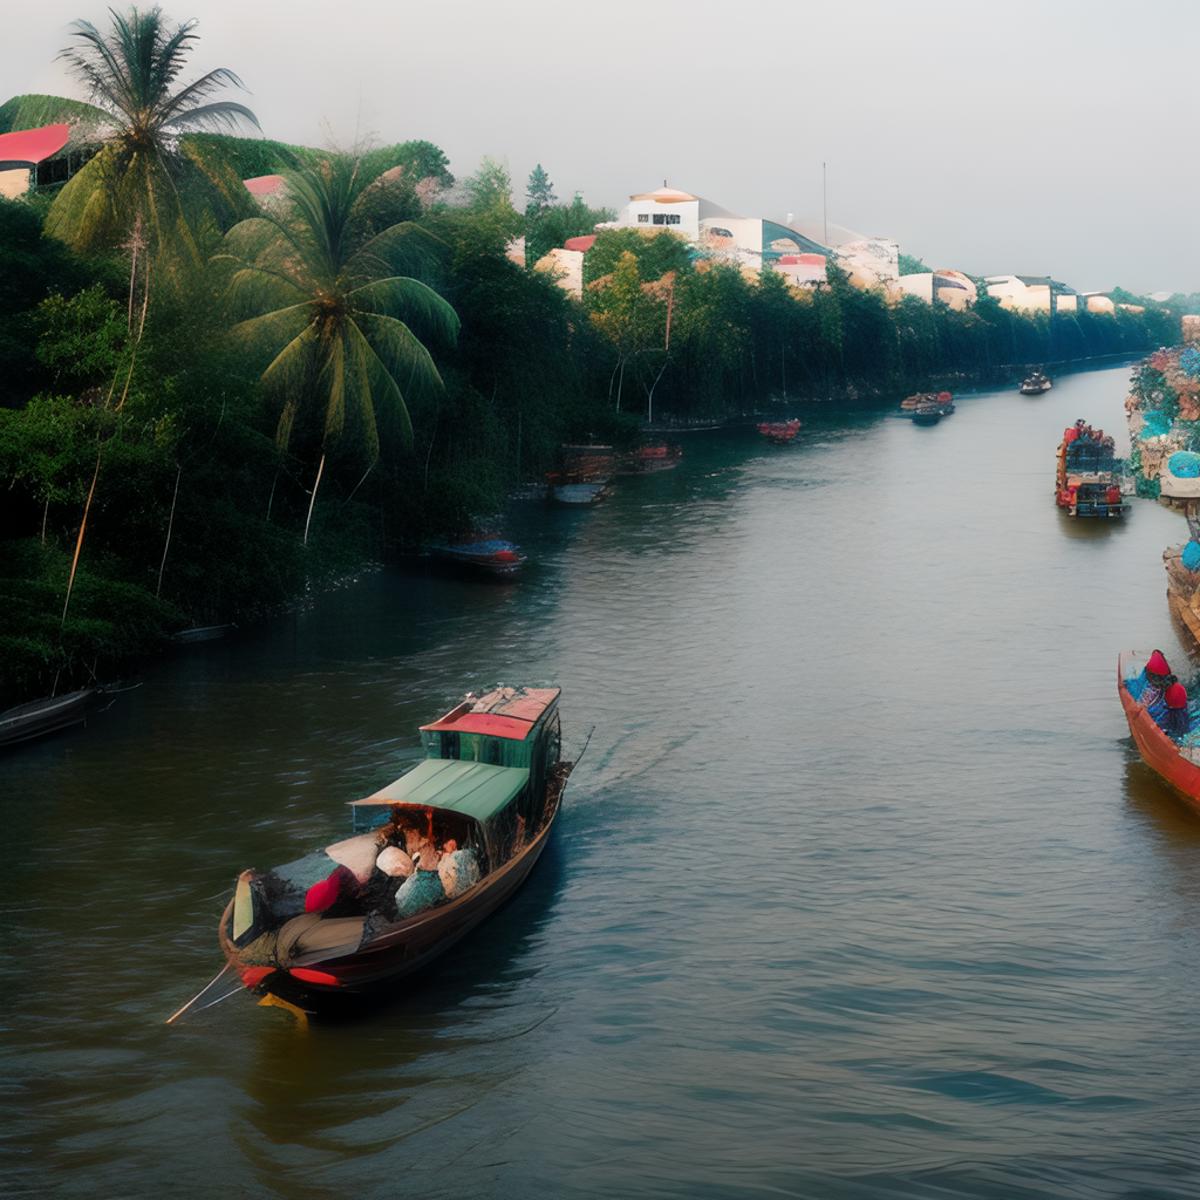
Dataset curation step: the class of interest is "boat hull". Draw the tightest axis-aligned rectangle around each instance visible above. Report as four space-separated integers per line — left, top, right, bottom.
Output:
0 688 99 748
1118 653 1200 814
549 481 610 505
221 772 567 1011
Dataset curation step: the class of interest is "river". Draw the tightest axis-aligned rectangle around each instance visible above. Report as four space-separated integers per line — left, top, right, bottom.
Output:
3 363 1199 1199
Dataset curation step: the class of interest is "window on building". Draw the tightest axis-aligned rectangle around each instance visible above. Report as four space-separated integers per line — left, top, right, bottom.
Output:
652 213 681 225
637 213 650 223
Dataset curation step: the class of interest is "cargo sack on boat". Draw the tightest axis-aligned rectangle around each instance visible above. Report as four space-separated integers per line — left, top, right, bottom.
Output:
1183 542 1200 572
394 869 446 918
275 913 367 964
376 846 415 877
325 833 382 884
438 848 482 899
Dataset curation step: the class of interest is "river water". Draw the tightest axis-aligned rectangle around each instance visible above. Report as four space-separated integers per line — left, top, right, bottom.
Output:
4 364 1200 1199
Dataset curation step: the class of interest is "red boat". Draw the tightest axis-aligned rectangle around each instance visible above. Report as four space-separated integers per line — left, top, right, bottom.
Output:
616 444 682 475
1118 651 1200 814
757 419 801 445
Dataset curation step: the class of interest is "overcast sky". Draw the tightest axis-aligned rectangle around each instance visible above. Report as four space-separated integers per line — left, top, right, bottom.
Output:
6 0 1198 293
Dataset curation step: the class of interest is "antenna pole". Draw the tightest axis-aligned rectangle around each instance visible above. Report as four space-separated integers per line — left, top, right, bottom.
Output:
822 161 828 246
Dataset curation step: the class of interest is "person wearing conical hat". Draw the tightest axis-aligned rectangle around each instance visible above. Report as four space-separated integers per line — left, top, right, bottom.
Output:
1128 650 1171 704
1162 681 1192 739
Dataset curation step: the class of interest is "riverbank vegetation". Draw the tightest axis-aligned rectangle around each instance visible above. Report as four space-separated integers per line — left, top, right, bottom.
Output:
0 7 1181 705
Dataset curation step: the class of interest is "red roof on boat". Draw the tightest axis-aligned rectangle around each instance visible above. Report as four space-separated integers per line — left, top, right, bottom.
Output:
421 686 560 741
0 123 70 167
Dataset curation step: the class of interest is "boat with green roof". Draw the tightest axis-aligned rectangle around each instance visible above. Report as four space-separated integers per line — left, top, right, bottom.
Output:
217 686 571 1013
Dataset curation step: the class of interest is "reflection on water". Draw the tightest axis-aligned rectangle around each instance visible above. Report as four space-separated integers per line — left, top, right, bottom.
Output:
4 365 1200 1198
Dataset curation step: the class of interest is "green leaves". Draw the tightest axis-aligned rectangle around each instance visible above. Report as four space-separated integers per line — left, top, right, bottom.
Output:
218 155 458 463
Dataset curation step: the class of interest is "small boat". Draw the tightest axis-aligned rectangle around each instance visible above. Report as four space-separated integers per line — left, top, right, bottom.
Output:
217 686 571 1013
911 399 943 426
0 687 102 748
547 444 614 505
900 391 954 422
1118 652 1200 814
616 444 682 475
171 624 235 644
547 477 610 505
1020 372 1053 395
757 419 801 445
428 537 527 577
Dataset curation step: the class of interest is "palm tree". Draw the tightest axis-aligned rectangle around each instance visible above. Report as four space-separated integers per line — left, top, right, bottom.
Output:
47 6 259 264
217 155 460 543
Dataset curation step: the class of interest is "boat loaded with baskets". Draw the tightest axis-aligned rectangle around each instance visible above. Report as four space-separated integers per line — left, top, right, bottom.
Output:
1020 371 1052 395
1055 420 1129 518
616 443 682 475
214 686 572 1015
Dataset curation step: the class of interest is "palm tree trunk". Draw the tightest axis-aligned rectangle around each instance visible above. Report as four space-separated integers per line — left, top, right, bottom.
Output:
156 463 182 598
62 445 103 626
302 453 326 547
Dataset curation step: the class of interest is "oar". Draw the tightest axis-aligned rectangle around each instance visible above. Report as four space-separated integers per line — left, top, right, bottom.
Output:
164 962 233 1025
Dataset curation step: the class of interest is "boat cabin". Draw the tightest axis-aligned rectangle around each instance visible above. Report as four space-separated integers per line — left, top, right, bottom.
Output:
420 687 560 818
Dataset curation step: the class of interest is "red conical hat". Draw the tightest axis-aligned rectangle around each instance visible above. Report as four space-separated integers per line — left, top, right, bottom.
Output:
1147 650 1171 676
1167 682 1188 709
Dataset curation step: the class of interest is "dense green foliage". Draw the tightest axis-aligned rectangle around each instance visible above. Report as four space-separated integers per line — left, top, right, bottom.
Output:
0 11 1184 708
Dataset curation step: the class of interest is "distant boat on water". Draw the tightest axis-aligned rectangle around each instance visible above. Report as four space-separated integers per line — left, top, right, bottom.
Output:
616 444 682 475
1020 372 1053 395
547 443 614 505
171 624 235 644
428 537 527 577
757 419 801 445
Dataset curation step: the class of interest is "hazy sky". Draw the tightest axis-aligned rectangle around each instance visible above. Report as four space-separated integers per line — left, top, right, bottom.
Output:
5 0 1199 293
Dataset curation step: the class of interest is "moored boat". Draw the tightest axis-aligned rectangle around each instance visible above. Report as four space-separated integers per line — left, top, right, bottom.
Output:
428 537 527 577
171 623 235 644
1020 372 1052 395
547 443 614 504
1118 652 1200 814
217 686 571 1013
757 419 801 445
0 687 102 748
900 391 954 422
616 444 682 475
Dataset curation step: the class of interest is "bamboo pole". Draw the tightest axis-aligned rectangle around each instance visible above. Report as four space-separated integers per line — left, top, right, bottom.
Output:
61 446 102 627
156 463 182 598
302 452 325 547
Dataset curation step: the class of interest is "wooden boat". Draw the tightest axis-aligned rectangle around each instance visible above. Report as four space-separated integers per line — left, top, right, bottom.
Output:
1118 652 1200 814
616 444 682 475
900 391 954 421
757 419 801 445
1055 424 1127 517
547 443 614 504
0 687 101 748
218 686 571 1012
1020 373 1052 395
547 477 610 505
171 624 235 644
428 537 526 577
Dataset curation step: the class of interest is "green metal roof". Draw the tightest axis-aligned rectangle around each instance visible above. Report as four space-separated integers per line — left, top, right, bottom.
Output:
350 758 529 824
